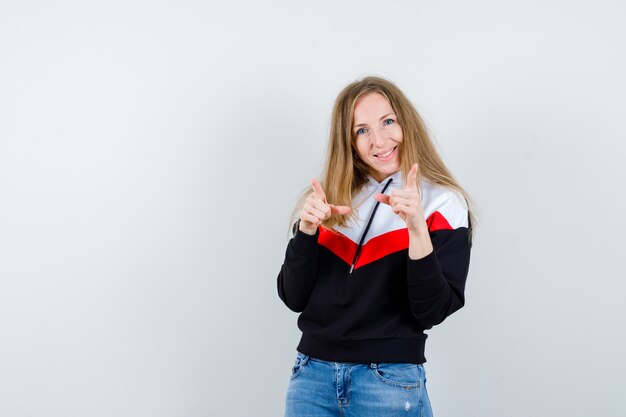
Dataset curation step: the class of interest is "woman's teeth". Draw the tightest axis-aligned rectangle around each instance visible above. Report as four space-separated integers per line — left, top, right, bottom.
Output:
377 147 395 158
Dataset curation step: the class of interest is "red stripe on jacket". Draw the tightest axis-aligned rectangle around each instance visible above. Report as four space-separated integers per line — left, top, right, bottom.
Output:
318 210 453 270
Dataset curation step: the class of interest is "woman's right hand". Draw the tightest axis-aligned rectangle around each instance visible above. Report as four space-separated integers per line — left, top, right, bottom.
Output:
298 179 351 235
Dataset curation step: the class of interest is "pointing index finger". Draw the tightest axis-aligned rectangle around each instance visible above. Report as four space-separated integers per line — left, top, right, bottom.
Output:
311 178 328 203
405 163 419 190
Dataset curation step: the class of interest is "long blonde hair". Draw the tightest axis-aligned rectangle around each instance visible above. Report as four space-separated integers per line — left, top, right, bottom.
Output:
290 76 476 241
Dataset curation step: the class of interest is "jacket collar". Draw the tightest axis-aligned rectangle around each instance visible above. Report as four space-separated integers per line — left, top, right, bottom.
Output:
366 170 404 189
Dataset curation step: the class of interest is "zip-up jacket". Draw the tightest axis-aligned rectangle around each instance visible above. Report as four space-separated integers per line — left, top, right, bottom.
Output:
277 171 471 364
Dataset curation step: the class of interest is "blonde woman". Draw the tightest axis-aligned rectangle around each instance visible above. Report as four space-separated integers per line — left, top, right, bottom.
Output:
277 76 474 417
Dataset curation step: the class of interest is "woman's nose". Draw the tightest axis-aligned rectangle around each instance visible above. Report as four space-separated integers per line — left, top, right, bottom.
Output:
371 128 386 147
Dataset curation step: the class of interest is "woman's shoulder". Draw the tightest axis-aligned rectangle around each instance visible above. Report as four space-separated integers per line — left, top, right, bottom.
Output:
420 178 469 229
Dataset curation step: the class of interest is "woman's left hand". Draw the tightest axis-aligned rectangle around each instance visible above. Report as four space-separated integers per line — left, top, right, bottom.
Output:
374 163 427 235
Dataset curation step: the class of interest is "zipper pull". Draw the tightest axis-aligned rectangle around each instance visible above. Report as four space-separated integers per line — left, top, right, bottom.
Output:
349 264 355 274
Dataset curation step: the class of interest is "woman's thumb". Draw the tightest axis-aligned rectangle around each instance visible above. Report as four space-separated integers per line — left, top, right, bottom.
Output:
330 204 351 216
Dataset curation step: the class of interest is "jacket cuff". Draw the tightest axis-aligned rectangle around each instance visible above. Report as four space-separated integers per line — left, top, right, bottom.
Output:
291 228 319 256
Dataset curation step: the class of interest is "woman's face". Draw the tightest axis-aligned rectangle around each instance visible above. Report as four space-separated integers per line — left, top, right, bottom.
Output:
353 93 403 182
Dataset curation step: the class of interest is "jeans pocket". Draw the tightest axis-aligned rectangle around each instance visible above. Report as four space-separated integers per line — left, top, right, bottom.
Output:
290 352 309 380
370 362 421 390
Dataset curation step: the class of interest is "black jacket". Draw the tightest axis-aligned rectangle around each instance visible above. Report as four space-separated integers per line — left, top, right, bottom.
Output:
277 171 472 364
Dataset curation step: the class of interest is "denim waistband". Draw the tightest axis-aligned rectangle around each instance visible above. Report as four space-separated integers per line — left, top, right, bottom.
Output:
296 350 423 369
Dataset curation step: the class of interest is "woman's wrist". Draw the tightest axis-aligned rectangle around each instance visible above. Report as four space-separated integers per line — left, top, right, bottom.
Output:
407 221 429 238
298 221 318 236
408 227 433 260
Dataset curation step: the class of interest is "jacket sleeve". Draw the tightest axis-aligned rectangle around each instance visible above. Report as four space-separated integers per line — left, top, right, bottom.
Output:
406 194 472 329
277 225 320 312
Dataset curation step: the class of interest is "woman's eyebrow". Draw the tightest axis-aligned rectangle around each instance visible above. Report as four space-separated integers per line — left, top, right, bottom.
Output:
353 113 396 128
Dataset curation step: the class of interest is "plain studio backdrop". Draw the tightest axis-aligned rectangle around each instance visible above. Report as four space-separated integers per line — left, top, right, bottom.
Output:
1 1 625 416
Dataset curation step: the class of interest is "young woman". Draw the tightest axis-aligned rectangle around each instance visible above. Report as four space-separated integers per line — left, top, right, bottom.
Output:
277 76 475 417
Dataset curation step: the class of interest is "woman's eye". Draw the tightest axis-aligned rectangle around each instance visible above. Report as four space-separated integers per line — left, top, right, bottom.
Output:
384 118 395 125
356 128 367 136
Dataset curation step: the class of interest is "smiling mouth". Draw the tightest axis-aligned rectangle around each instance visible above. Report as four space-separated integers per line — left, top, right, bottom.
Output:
374 146 397 158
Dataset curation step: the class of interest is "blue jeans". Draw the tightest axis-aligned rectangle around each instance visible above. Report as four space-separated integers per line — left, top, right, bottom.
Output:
284 351 433 417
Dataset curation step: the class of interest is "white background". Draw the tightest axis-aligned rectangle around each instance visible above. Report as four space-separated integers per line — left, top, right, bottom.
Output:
1 1 625 416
